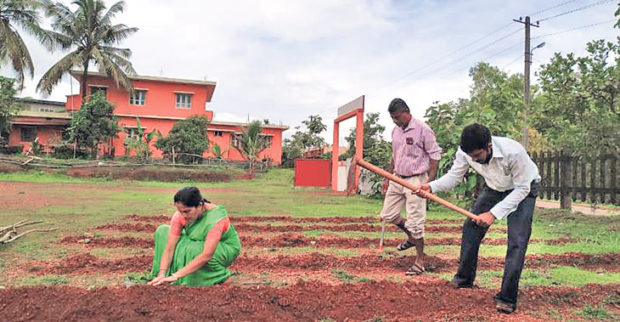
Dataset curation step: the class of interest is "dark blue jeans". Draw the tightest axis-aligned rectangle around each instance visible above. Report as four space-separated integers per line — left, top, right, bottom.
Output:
452 182 538 306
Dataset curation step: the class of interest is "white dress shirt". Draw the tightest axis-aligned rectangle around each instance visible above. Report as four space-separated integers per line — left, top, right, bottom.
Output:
429 137 540 220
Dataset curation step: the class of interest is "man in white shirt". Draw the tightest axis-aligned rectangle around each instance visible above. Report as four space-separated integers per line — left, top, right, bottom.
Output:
416 123 540 314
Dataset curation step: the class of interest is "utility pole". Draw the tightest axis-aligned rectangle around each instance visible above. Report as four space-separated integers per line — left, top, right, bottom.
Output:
513 16 539 150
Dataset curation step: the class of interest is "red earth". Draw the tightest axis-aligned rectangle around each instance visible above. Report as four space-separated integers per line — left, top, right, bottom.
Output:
59 233 580 249
22 251 620 276
0 280 617 321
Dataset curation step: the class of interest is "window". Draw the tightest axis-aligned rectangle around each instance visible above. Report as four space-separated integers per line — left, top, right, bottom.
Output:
214 131 223 137
176 93 192 108
262 135 272 148
90 86 107 98
21 127 37 142
231 134 241 149
130 90 147 105
39 107 55 112
123 127 145 141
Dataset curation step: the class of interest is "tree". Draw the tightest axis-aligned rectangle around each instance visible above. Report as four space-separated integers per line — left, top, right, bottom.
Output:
37 0 138 101
534 39 619 156
342 112 392 198
155 115 209 164
0 0 45 88
123 117 161 161
0 76 22 139
424 62 527 200
281 115 328 166
68 91 118 158
233 120 269 172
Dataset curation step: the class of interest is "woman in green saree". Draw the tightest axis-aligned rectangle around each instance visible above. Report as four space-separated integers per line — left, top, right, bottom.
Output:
149 187 241 286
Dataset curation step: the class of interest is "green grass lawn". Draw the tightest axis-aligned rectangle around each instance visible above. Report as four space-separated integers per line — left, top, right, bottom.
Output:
1 168 619 289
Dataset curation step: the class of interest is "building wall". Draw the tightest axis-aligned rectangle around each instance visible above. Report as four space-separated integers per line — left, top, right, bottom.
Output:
66 75 215 120
9 125 65 153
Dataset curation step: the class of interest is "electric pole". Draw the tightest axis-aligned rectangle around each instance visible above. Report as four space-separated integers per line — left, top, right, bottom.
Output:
513 16 539 150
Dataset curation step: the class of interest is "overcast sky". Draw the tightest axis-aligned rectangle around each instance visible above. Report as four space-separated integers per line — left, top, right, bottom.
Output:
3 0 618 142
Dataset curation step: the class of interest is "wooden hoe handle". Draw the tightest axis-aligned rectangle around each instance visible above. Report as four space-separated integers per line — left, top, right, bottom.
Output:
354 158 477 220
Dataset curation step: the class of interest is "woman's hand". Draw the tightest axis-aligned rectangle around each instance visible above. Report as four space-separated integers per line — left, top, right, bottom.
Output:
148 273 179 286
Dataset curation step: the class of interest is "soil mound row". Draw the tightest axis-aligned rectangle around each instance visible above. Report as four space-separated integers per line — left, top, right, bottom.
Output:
24 252 619 276
0 281 617 321
59 234 580 249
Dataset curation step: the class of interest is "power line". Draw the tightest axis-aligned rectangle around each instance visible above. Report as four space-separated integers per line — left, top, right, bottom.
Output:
538 0 615 22
532 18 616 39
527 0 582 16
412 28 522 80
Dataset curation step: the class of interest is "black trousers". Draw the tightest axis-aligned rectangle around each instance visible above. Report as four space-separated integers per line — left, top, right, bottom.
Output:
452 182 538 306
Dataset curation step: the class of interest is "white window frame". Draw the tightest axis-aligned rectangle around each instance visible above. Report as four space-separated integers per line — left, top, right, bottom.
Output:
89 86 108 99
175 93 192 109
130 89 147 106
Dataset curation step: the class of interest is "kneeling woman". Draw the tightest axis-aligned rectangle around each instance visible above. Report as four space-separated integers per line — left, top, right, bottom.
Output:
149 187 241 286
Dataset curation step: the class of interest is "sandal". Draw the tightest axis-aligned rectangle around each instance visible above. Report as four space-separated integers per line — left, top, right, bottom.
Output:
406 263 425 276
396 240 415 251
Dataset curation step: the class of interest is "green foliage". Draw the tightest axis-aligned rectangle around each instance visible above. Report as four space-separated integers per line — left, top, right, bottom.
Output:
576 305 612 320
424 62 525 200
68 92 119 158
0 76 22 136
210 143 228 159
282 115 327 167
233 120 269 171
155 115 209 164
534 39 619 156
0 0 45 88
342 112 392 198
123 117 161 161
36 0 137 99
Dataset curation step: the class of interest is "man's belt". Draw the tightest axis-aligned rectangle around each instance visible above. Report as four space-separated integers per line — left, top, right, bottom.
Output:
395 173 417 179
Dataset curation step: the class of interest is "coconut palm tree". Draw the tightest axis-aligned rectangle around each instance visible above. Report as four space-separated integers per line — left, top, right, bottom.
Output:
0 0 46 89
36 0 137 101
234 120 269 172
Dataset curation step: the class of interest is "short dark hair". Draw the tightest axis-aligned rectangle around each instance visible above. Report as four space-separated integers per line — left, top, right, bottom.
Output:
174 186 209 207
388 98 410 113
459 123 492 154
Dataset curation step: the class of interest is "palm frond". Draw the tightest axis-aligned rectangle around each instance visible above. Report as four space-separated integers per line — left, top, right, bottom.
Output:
36 50 81 95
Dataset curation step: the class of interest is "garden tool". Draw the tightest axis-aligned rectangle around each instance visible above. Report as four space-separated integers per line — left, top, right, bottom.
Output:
348 157 477 220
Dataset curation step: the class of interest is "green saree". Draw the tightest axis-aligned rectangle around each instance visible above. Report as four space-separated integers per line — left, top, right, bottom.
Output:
151 205 241 286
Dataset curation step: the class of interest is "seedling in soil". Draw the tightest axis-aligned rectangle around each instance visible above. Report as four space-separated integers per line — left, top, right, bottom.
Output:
576 305 613 320
331 269 355 283
124 272 152 286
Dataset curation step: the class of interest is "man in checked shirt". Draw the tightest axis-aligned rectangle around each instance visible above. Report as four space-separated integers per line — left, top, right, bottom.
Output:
380 98 442 276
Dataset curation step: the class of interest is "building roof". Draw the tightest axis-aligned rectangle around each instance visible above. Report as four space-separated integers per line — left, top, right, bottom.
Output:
17 98 66 106
69 70 217 86
210 120 289 130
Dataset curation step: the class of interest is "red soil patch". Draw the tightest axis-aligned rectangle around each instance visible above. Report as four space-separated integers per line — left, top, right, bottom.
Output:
59 236 153 248
240 234 579 248
26 252 619 276
233 222 501 234
0 182 68 210
93 223 158 233
228 216 462 225
24 253 151 275
57 234 579 250
65 166 234 182
0 281 616 321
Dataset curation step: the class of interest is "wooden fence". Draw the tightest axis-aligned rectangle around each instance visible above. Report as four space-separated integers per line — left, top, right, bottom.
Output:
531 151 618 205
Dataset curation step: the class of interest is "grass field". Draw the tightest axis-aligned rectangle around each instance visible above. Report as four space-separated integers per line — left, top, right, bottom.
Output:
1 168 618 320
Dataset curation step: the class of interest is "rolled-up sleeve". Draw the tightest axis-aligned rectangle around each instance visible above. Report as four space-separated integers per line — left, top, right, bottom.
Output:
489 151 533 220
429 149 469 193
423 127 442 160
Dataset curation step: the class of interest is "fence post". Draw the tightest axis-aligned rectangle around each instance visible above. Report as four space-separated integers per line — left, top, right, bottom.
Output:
560 150 571 210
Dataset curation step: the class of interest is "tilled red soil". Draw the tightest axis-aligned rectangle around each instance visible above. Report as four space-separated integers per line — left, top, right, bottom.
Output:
93 222 481 234
0 281 617 321
59 234 579 249
24 252 620 276
123 214 463 225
